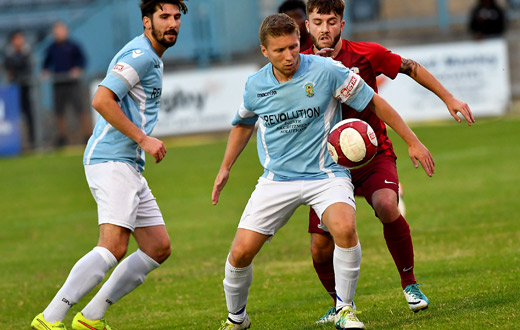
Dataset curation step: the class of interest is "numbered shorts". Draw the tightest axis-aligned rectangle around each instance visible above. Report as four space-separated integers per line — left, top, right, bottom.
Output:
84 161 165 231
308 153 399 233
238 176 355 237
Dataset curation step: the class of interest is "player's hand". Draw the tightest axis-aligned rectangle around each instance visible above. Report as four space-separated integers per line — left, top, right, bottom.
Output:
446 97 475 126
139 136 167 163
315 48 334 57
212 169 230 205
408 142 435 177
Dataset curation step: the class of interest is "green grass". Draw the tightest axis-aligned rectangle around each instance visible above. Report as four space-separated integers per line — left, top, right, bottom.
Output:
1 117 519 329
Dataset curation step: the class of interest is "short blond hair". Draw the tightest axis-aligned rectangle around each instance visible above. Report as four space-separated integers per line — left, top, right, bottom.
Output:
259 13 299 47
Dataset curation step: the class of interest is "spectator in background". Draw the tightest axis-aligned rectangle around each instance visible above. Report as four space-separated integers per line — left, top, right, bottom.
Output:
469 0 506 39
42 21 91 147
278 0 313 51
3 30 35 149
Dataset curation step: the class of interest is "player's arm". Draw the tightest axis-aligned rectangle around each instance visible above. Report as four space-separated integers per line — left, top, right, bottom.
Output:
91 86 166 163
399 57 475 125
212 124 255 205
369 93 435 177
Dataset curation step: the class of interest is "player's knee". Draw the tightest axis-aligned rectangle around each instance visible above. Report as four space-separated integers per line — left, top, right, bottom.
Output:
328 219 357 246
310 234 334 263
152 239 172 264
311 245 333 263
374 199 400 223
157 245 171 264
229 248 255 268
109 245 128 261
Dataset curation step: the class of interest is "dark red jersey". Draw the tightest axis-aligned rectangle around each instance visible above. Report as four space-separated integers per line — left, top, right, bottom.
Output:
302 39 401 160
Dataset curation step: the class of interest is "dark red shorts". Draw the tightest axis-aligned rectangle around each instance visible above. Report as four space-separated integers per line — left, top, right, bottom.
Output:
308 153 399 233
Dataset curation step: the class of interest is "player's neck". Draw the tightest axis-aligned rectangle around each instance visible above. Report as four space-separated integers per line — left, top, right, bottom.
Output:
144 32 166 58
330 40 343 58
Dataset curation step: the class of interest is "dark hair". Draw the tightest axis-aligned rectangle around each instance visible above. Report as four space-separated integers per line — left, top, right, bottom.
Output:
306 0 344 17
278 0 306 14
259 13 299 47
140 0 188 18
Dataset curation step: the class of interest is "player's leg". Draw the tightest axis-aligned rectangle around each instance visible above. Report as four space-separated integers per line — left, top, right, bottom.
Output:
75 171 169 328
321 203 364 329
307 177 363 329
74 226 169 329
219 178 300 329
309 208 337 302
32 162 139 328
361 155 428 312
308 208 337 323
219 228 269 330
371 188 429 312
31 240 120 329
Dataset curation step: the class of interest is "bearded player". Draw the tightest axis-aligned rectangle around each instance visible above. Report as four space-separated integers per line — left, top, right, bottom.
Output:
302 0 475 323
31 1 188 329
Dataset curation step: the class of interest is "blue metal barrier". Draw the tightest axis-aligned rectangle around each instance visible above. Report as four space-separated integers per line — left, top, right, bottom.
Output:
0 85 21 156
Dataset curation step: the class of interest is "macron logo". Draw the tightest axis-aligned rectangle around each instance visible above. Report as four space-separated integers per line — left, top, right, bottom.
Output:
132 49 144 58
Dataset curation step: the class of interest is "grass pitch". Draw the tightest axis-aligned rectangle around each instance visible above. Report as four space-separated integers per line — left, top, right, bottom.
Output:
1 117 519 329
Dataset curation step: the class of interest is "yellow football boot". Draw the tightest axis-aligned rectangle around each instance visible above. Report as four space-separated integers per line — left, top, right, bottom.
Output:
31 313 67 329
72 312 112 330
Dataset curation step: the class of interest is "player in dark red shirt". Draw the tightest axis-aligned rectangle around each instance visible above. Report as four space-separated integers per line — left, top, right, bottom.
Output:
302 0 475 323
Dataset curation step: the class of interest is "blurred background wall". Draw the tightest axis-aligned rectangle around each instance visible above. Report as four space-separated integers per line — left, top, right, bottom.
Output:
0 0 518 152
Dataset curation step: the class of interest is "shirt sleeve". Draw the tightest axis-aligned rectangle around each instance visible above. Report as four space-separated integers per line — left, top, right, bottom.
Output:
231 81 258 126
360 42 401 79
326 58 375 112
99 49 152 101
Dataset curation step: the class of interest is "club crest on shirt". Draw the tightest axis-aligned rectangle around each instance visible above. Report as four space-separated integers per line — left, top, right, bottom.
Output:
304 82 315 98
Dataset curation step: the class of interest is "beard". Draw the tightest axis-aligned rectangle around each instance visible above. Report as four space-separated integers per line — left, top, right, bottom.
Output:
310 31 341 50
151 22 178 48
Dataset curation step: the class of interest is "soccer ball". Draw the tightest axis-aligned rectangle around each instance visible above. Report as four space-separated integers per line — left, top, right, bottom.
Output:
327 118 378 169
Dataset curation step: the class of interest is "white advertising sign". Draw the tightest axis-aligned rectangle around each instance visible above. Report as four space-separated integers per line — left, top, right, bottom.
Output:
153 64 258 136
378 38 511 122
90 64 258 137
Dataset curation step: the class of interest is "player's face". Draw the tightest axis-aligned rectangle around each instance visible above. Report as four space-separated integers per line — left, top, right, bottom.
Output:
306 10 344 50
261 32 300 82
148 4 182 48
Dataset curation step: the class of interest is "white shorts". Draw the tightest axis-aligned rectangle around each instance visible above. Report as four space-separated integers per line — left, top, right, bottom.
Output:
238 176 355 237
84 161 165 231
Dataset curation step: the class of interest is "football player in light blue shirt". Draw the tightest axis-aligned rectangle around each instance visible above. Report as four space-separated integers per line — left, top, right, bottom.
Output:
212 13 434 330
83 34 165 172
232 52 373 181
31 2 188 330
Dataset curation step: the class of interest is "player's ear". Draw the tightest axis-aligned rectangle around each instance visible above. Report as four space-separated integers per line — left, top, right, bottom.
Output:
260 44 268 58
143 15 151 30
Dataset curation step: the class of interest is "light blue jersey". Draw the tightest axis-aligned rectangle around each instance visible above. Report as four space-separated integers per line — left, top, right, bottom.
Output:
233 54 374 181
84 35 164 172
